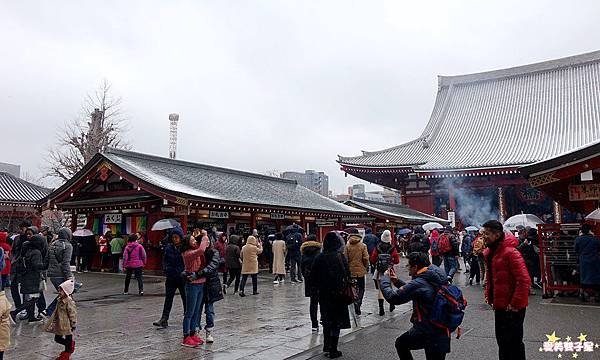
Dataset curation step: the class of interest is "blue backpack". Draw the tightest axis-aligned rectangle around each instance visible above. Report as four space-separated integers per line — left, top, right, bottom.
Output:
430 238 440 256
429 283 467 337
0 248 4 272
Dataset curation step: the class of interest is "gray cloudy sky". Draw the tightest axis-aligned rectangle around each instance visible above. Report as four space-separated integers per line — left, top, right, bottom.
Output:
2 1 600 193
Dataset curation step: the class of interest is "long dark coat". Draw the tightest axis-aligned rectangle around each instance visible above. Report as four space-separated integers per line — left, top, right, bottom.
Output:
575 234 600 285
300 240 322 297
310 237 351 330
201 248 224 303
19 235 47 294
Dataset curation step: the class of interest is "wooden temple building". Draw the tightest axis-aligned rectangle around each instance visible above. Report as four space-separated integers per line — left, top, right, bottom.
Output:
0 172 50 231
338 51 600 227
41 148 368 270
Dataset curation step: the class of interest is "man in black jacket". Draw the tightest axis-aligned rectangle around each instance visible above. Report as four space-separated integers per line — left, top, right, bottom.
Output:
153 226 186 328
380 252 451 360
286 227 303 283
9 220 31 309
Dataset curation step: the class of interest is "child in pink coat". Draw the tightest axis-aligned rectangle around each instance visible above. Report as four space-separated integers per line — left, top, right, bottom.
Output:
122 234 147 295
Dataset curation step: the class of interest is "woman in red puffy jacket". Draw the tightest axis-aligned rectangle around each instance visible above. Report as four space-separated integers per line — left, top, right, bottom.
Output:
0 233 11 290
482 220 530 360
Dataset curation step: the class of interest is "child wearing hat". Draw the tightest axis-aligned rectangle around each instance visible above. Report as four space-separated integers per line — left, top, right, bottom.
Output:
45 279 77 360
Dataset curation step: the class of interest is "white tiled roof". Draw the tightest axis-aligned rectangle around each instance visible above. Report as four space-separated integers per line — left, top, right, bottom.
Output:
339 50 600 171
0 172 51 204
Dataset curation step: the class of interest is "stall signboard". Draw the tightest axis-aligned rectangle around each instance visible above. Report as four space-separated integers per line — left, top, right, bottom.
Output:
270 213 285 220
569 184 600 201
209 211 230 219
104 213 122 224
448 212 456 228
76 214 87 230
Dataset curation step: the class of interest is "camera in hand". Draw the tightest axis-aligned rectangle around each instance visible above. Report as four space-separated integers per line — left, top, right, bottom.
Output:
376 253 393 274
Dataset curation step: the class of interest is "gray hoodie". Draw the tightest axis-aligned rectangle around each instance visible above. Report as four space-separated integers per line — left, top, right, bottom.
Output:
47 228 73 279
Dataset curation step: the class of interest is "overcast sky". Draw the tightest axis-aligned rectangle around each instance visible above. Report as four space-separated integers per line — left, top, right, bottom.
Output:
2 1 600 194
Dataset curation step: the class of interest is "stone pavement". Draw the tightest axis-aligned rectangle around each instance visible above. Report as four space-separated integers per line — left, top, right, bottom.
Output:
292 265 600 360
6 269 410 359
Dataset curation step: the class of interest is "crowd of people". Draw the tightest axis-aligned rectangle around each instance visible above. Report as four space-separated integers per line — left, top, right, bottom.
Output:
0 217 598 360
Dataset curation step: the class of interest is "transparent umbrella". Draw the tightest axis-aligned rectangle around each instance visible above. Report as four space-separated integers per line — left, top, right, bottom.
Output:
465 226 479 232
503 214 544 230
584 209 600 223
151 219 181 231
422 222 444 231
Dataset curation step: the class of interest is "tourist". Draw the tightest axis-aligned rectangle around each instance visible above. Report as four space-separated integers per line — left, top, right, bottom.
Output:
224 234 242 293
310 231 351 359
44 279 77 360
0 233 10 290
407 226 429 255
517 228 541 295
98 231 112 272
181 234 209 347
271 233 287 284
429 229 442 266
286 227 303 283
574 224 600 302
109 233 126 273
370 229 400 316
482 220 530 360
214 233 228 293
10 233 46 323
440 226 459 283
0 286 10 360
153 226 186 328
79 234 95 272
461 230 474 274
380 252 452 360
190 242 224 344
239 235 263 297
301 234 322 331
45 228 74 317
472 231 486 284
363 228 379 274
344 230 368 315
9 221 30 313
122 233 147 296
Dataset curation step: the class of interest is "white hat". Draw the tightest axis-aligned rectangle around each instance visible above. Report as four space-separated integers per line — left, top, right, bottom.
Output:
381 230 392 243
59 279 75 296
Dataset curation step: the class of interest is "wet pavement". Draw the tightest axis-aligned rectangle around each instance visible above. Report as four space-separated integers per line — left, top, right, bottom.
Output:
6 269 410 359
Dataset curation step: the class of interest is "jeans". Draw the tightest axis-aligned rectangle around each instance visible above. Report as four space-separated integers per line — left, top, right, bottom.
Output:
227 268 241 292
309 295 319 327
353 276 365 307
290 256 302 281
469 256 481 283
199 301 215 330
183 283 204 336
1 275 9 290
494 309 526 360
443 256 457 280
81 253 93 271
161 276 186 320
395 327 447 360
124 267 143 293
10 277 21 308
111 254 121 272
240 274 257 294
46 277 67 316
37 291 46 313
222 271 228 286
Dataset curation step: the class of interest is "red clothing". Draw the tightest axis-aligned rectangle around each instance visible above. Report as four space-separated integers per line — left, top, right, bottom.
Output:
483 233 530 310
370 244 400 265
214 239 227 272
182 236 209 284
99 236 109 253
0 233 10 275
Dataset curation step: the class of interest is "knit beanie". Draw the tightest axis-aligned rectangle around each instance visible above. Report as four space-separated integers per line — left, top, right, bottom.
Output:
381 230 392 243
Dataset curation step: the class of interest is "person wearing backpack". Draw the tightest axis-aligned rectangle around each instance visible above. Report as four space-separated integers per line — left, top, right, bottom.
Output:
301 235 322 332
45 228 74 317
0 233 11 290
481 220 530 360
286 227 303 283
380 252 454 360
439 227 459 283
429 230 442 266
370 230 400 316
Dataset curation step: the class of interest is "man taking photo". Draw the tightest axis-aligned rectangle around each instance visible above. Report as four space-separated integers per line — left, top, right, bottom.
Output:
481 220 530 360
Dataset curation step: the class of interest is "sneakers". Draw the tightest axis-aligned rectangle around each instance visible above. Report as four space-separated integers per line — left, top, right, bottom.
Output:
139 291 144 296
280 279 285 284
291 279 299 283
153 317 169 328
190 334 204 345
222 284 227 295
273 280 280 284
123 292 129 295
181 336 199 347
297 278 303 283
28 316 43 324
239 292 246 297
205 330 214 343
252 292 259 295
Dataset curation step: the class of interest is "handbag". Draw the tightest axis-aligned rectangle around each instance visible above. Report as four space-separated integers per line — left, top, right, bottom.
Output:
337 254 358 305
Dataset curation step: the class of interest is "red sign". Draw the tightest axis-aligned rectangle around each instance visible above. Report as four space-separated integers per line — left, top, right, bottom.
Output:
569 184 600 201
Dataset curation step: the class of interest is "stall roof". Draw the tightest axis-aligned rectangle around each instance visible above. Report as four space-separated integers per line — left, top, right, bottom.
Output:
339 50 600 172
47 148 364 215
344 198 448 224
0 172 51 205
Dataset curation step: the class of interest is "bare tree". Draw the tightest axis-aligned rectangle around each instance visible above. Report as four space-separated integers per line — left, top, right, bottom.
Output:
46 79 130 182
41 209 71 233
263 169 282 178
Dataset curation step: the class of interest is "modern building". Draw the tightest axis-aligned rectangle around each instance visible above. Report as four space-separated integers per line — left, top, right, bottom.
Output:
338 51 600 227
281 170 329 196
42 148 364 270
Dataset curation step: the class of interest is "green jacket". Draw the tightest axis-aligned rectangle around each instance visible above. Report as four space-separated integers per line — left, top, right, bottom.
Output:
110 237 126 254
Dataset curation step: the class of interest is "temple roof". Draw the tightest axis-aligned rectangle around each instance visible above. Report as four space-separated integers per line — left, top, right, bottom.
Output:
344 198 448 224
339 50 600 173
0 172 51 205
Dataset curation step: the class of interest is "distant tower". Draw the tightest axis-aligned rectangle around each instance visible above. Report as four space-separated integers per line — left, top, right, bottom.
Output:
168 113 179 159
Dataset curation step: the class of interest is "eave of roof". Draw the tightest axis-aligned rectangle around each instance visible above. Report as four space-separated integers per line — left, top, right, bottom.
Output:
519 139 600 178
344 198 448 224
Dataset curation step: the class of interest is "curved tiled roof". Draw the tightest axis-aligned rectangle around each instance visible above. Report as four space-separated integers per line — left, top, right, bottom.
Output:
103 148 362 214
344 198 448 224
339 50 600 171
0 172 51 204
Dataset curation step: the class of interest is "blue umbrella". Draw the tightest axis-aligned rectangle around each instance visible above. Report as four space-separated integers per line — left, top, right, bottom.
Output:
397 228 412 235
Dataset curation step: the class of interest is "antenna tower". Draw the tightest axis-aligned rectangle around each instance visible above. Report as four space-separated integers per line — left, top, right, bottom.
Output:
168 113 179 159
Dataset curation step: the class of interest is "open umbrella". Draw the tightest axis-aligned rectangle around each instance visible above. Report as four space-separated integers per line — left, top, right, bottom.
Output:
422 222 444 231
73 229 94 237
503 214 544 230
585 208 600 223
465 226 479 232
151 219 181 231
397 228 412 235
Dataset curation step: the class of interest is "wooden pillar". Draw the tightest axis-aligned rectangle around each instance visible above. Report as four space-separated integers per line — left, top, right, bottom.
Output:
300 215 307 235
553 201 562 224
448 186 457 211
498 186 506 223
337 218 342 230
70 210 77 232
251 213 257 230
181 214 188 234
